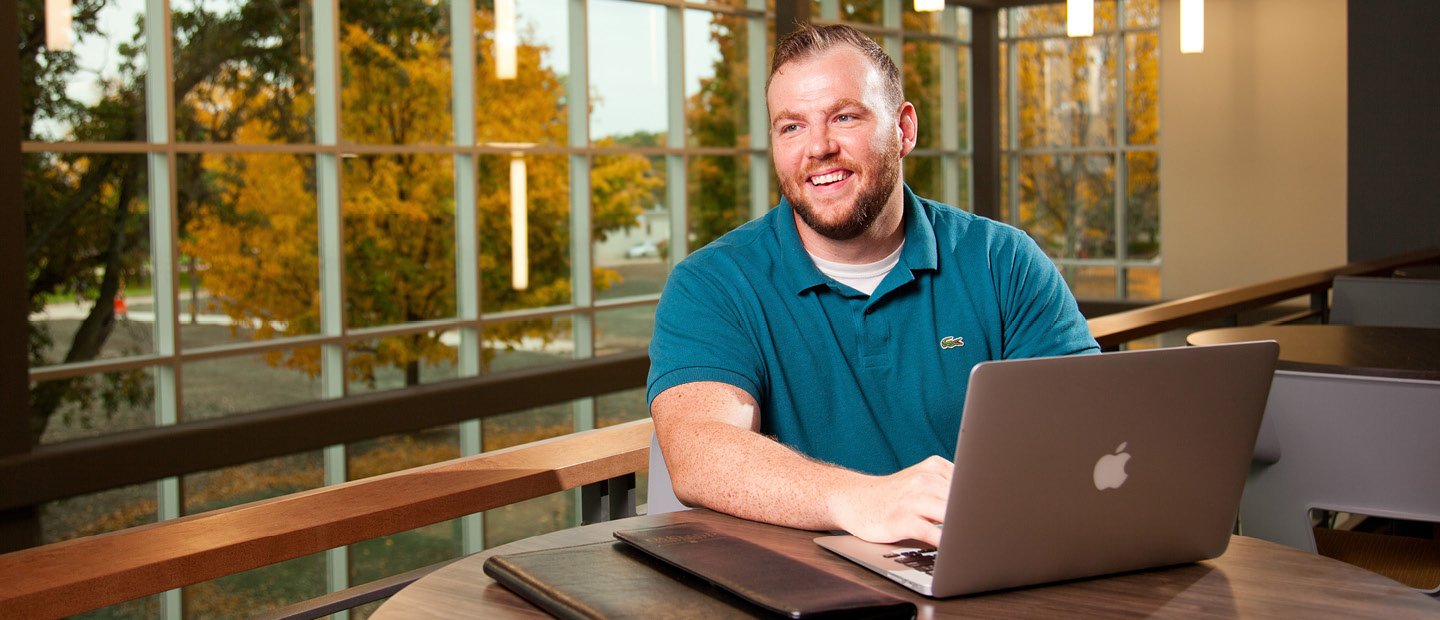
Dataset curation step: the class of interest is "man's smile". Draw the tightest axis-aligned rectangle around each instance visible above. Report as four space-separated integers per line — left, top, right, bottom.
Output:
808 169 853 186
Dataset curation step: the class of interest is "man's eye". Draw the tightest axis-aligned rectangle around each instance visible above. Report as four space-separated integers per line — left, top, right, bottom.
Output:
779 124 801 134
835 114 856 122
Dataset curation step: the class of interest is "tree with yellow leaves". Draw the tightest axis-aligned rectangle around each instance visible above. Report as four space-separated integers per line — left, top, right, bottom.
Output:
1007 1 1158 269
186 6 660 386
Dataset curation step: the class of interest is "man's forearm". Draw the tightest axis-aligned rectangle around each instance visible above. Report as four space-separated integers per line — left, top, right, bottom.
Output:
662 418 868 532
651 381 951 545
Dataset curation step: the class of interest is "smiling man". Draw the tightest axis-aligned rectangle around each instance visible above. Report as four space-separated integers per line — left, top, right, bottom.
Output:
646 25 1098 546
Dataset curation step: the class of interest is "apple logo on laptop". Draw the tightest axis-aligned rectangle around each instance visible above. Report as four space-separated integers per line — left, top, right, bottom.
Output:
1093 442 1131 490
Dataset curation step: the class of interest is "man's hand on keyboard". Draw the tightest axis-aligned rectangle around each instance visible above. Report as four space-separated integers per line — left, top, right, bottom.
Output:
826 455 952 548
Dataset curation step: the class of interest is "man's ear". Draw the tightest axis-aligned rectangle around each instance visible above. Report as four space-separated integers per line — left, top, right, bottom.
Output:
896 101 919 158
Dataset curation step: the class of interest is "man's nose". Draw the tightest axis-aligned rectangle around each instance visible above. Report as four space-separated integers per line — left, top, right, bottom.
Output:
806 127 838 159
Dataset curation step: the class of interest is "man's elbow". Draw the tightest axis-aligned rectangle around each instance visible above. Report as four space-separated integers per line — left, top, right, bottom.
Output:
667 471 704 508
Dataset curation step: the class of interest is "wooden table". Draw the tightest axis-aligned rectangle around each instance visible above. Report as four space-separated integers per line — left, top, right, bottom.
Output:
1190 324 1440 590
1186 324 1440 381
1395 264 1440 280
372 509 1440 619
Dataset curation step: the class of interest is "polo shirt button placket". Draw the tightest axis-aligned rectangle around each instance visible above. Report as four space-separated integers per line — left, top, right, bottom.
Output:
860 305 891 369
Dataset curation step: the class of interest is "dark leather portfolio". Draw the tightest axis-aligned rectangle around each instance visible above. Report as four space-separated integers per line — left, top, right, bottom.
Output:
483 522 915 619
613 522 916 619
483 540 769 618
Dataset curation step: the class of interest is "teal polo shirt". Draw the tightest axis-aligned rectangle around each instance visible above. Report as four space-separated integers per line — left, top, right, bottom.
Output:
647 186 1099 475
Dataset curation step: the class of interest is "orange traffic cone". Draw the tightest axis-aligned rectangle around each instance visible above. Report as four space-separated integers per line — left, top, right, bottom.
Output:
114 296 128 318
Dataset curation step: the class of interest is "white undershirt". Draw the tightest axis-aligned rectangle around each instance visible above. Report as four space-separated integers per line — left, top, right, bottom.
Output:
808 242 904 296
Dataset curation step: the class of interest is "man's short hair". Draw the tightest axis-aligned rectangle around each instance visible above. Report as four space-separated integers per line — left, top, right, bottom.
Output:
767 24 904 111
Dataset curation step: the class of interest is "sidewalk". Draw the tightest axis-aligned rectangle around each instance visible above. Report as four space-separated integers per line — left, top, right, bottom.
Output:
31 296 269 328
31 299 575 353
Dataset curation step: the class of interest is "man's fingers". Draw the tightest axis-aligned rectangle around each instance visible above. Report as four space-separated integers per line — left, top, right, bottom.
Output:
922 454 953 467
916 493 948 526
917 455 954 476
903 516 944 548
834 454 954 546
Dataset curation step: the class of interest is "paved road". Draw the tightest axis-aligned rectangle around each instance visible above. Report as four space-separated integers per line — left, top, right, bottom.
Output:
30 298 577 353
32 296 242 326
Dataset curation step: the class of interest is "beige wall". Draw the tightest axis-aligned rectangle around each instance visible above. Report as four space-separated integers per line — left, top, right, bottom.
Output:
1159 0 1348 299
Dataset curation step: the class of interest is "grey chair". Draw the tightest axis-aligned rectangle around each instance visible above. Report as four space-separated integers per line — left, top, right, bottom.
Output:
645 433 688 514
1241 370 1440 595
1329 275 1440 327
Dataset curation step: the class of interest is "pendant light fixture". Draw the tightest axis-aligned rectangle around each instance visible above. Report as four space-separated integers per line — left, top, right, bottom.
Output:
46 0 73 51
510 154 528 290
1181 0 1205 54
1067 0 1094 38
496 0 517 79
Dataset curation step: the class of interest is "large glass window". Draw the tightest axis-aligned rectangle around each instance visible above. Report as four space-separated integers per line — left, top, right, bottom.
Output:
1000 0 1159 300
16 0 971 615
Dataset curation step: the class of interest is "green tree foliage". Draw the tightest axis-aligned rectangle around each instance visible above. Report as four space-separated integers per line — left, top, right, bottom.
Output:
685 11 753 250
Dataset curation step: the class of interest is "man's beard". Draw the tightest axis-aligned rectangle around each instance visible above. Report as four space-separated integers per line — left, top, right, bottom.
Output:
782 139 903 242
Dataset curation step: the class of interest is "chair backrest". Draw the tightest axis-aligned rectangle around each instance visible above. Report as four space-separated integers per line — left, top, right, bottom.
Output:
1330 275 1440 327
1241 371 1440 594
646 433 687 514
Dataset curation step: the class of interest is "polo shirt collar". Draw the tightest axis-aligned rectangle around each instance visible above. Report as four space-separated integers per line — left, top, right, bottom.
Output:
776 184 939 296
898 184 940 272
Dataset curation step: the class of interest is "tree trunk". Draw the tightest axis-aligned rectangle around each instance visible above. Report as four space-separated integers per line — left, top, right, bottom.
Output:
30 163 136 443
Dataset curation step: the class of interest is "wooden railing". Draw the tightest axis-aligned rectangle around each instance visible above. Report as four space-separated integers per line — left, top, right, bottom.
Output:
0 351 652 513
0 420 652 619
0 247 1436 619
1087 248 1440 349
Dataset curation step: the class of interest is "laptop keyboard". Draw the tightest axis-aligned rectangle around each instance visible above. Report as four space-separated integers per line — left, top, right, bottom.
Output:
884 548 938 574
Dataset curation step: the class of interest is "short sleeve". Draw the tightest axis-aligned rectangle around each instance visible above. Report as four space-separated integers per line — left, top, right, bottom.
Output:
646 259 765 406
997 231 1101 360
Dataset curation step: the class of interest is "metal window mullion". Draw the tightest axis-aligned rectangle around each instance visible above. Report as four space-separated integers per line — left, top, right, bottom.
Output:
569 0 594 444
452 0 480 377
960 9 976 212
566 0 595 530
666 150 687 263
883 0 901 73
1114 149 1129 297
21 140 777 158
1006 143 1156 157
569 159 596 428
1053 256 1156 268
666 4 688 263
579 0 762 15
568 0 590 195
449 0 485 556
1002 27 1153 45
940 7 960 207
312 0 349 606
1004 38 1020 227
1113 20 1129 299
818 0 838 21
747 2 769 219
143 0 181 617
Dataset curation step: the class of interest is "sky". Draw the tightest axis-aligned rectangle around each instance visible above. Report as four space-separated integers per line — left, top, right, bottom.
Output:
519 0 728 139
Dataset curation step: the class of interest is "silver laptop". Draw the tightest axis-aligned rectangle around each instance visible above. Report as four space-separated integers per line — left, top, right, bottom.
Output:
815 341 1279 597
